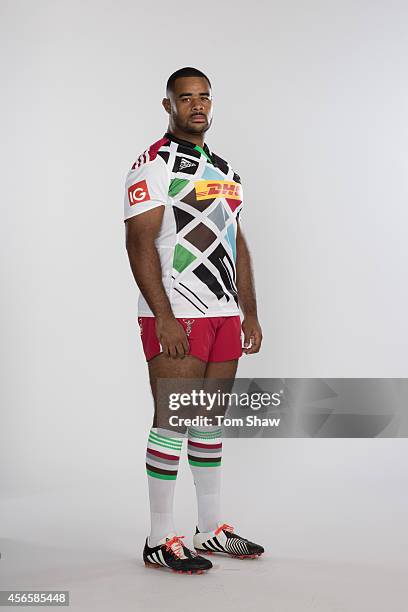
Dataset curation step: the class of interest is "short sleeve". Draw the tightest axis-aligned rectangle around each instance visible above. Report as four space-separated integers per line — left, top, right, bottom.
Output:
124 156 169 221
233 172 243 224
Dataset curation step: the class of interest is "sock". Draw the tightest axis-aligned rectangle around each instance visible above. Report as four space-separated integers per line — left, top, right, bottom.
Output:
146 428 183 547
187 426 223 533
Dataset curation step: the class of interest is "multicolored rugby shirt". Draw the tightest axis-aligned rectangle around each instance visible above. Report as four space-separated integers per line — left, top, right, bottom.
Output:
124 132 243 317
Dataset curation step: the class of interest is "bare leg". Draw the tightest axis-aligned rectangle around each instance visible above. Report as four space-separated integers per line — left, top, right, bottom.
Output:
148 354 207 427
204 359 239 380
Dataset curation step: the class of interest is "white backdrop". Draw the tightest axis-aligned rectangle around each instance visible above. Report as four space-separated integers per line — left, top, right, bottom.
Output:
1 1 408 609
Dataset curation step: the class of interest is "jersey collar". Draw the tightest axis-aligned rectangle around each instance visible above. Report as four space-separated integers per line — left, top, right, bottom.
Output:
164 131 213 164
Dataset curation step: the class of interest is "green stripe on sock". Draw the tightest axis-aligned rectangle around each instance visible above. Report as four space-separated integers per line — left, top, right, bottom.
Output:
149 432 182 449
192 432 221 437
188 427 222 434
188 430 222 440
149 430 183 445
146 469 177 480
188 427 222 433
149 430 182 444
148 438 181 451
188 459 221 467
189 436 221 441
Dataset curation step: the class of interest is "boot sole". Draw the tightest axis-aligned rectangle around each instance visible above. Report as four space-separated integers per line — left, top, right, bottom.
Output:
144 561 207 574
195 548 263 559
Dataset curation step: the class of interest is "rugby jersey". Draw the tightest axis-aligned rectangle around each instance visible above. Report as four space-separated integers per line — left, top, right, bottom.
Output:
124 132 243 317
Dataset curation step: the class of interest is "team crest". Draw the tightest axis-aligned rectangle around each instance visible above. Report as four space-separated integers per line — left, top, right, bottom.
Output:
182 319 195 336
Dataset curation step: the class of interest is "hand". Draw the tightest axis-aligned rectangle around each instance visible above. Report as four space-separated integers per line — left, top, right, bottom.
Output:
242 315 263 354
156 315 190 359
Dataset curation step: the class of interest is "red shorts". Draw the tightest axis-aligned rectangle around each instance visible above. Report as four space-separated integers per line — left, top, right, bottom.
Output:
138 316 243 363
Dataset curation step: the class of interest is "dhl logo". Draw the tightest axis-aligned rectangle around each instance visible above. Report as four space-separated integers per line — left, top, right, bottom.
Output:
195 180 242 201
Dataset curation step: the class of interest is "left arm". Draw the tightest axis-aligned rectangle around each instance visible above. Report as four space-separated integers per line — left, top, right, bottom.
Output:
236 222 263 354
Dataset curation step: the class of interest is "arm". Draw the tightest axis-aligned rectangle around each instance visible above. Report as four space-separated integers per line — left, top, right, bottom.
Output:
236 222 263 354
125 209 189 359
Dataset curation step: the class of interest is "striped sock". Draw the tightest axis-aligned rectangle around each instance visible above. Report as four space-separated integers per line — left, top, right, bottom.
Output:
146 428 183 546
187 426 222 533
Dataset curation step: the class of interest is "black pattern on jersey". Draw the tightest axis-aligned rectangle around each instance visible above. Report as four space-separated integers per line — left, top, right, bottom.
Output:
207 244 238 304
157 150 170 164
171 275 209 314
173 156 200 174
173 207 195 233
193 264 231 302
212 153 229 175
173 287 206 314
177 144 201 159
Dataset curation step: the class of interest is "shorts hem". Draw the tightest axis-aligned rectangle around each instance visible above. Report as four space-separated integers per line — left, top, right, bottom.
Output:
138 312 241 318
146 351 209 363
207 352 243 363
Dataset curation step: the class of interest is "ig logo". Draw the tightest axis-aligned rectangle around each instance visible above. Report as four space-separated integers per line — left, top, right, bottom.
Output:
128 180 150 205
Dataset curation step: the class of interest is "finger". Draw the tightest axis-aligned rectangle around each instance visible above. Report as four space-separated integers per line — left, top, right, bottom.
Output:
242 330 254 352
242 330 251 350
178 328 189 356
176 342 186 359
160 341 170 357
182 337 190 355
246 331 262 354
169 343 178 359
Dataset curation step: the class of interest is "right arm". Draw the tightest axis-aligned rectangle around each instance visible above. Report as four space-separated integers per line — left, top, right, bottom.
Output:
124 153 189 359
125 210 189 359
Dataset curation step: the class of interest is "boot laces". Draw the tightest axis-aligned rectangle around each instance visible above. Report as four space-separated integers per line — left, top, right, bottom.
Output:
165 535 185 559
215 523 234 535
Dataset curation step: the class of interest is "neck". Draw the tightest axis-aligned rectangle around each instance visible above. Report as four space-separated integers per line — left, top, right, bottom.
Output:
167 127 205 148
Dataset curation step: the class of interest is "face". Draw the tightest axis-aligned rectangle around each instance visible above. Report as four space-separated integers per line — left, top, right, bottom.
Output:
163 76 213 136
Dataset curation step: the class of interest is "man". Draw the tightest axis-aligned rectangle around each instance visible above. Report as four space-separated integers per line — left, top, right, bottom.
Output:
124 67 264 574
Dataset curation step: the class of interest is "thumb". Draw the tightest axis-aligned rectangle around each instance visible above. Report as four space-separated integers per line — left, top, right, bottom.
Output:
242 329 252 349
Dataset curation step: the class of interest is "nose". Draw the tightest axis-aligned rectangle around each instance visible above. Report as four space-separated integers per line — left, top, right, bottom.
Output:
192 97 204 112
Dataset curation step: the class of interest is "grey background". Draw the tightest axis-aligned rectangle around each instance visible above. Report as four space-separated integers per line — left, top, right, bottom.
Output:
1 1 408 610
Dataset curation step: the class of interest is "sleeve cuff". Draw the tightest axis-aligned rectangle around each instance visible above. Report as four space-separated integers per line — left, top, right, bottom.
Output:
124 200 166 222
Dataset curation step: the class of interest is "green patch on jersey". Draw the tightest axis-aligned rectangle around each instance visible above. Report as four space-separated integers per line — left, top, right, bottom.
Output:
173 244 197 273
169 178 189 197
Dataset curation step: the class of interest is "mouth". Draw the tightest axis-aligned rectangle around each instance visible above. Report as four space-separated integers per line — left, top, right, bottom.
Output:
190 114 207 123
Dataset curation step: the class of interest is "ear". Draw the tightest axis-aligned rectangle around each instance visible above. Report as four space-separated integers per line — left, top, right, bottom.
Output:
162 98 171 115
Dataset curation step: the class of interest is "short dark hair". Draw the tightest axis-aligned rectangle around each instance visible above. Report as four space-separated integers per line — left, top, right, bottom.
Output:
166 67 211 95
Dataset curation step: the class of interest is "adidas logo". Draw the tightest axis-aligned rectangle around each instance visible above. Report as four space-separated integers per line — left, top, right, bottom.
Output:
179 158 196 170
